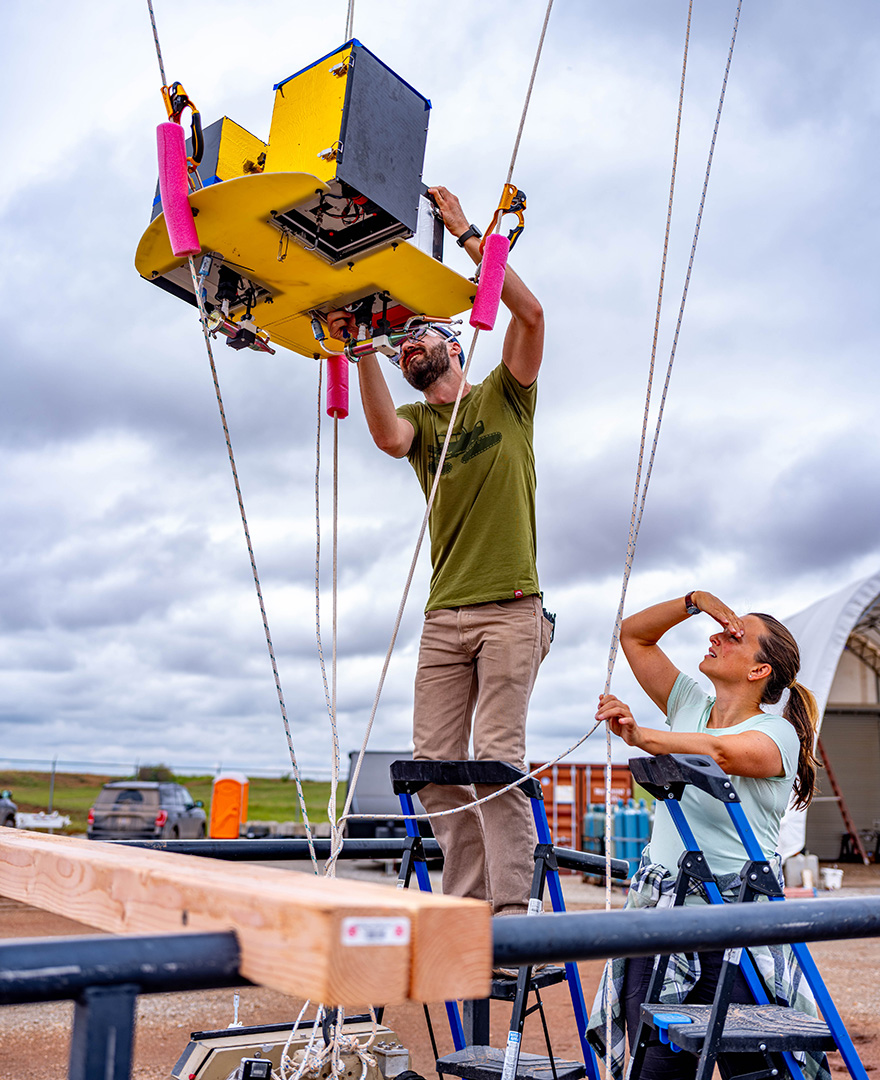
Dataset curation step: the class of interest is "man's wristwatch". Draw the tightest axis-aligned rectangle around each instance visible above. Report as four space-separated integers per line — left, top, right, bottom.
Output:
684 591 701 616
456 224 482 247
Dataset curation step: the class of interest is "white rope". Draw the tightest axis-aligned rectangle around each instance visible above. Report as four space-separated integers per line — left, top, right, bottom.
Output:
312 361 342 870
326 412 344 871
145 0 167 87
505 0 554 187
602 2 694 1065
185 257 318 872
278 1003 379 1080
279 999 314 1077
324 327 482 877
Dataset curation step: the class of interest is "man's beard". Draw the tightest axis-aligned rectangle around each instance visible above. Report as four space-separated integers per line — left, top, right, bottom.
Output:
401 340 452 391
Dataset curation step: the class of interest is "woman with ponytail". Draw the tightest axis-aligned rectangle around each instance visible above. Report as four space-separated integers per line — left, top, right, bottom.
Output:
587 591 827 1080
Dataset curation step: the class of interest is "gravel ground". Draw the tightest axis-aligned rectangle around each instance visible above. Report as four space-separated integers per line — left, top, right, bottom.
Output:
2 862 880 1078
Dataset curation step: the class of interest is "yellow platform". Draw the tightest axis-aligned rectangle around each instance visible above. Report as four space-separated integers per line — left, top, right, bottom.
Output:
135 171 475 358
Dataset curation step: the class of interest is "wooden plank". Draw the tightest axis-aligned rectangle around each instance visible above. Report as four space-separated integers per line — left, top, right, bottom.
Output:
0 831 491 1005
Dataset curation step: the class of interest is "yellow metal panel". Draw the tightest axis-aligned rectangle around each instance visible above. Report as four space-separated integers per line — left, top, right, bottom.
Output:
135 172 475 360
260 240 476 357
135 172 330 277
215 117 267 181
263 45 352 182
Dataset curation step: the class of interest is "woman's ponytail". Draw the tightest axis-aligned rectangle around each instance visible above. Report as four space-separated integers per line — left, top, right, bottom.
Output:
751 614 820 811
782 679 819 811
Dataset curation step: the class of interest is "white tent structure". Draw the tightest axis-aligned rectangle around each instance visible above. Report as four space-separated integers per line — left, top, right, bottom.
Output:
778 570 880 860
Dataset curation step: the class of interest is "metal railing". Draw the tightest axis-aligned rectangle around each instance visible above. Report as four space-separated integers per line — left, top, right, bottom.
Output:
4 835 878 1079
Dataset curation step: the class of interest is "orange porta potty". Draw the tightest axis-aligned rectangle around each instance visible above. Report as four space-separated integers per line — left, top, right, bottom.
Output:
209 772 249 839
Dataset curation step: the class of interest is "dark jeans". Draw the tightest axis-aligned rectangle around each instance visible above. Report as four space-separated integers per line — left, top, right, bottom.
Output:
624 951 768 1080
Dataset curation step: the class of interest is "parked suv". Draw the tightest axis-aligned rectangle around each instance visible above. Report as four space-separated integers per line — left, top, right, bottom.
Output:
0 790 16 828
87 781 206 840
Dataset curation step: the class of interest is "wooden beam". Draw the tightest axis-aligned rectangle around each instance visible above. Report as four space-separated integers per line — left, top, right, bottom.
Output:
0 831 491 1006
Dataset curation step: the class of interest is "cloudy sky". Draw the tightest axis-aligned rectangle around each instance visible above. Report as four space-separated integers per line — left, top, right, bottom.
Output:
1 1 878 785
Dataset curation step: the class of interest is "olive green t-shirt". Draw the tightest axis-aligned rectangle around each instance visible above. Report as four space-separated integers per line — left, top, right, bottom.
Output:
396 363 540 611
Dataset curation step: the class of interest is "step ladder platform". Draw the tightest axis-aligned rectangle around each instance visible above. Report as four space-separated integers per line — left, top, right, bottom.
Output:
390 760 543 800
436 1046 586 1080
640 1003 836 1054
490 966 567 1000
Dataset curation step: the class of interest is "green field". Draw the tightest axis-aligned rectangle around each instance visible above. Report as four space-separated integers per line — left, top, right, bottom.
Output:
0 770 336 835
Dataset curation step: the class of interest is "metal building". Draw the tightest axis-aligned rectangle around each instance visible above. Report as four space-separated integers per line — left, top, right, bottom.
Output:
779 570 880 860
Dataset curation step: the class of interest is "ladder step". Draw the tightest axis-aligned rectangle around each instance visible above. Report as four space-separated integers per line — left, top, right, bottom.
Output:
390 760 544 800
436 1046 586 1080
490 965 567 1000
640 1003 836 1055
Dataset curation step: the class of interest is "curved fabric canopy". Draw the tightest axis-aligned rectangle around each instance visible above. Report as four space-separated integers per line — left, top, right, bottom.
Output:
777 569 880 859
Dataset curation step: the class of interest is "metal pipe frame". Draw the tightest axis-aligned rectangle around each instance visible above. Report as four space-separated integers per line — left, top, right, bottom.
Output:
0 932 246 1005
113 837 443 860
7 899 880 1002
3 899 880 1079
114 838 629 878
492 895 880 968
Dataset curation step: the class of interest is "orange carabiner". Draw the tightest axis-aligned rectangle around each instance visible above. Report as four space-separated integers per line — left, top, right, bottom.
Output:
479 183 527 255
160 81 204 171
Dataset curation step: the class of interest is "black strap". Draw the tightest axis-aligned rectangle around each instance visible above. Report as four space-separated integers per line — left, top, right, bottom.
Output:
456 223 482 247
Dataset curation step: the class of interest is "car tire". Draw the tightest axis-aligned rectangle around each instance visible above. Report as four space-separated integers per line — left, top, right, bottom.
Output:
196 824 206 839
1 816 14 828
171 826 180 840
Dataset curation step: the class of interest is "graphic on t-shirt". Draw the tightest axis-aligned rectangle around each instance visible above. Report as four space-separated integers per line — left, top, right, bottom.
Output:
427 420 502 475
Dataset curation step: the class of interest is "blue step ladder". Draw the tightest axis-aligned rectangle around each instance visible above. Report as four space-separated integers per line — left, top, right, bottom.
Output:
390 760 626 1080
624 753 868 1080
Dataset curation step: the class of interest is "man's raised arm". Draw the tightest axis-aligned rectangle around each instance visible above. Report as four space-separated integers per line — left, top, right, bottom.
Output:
428 186 544 387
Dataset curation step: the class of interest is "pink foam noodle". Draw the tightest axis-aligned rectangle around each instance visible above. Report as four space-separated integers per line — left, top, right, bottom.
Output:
469 232 510 331
156 122 201 258
326 354 349 419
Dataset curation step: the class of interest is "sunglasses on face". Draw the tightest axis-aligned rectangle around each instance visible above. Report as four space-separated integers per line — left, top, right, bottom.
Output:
405 325 445 343
389 324 460 367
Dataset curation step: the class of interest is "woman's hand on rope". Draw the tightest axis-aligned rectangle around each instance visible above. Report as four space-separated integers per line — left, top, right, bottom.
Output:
691 591 744 639
428 186 470 239
596 694 644 748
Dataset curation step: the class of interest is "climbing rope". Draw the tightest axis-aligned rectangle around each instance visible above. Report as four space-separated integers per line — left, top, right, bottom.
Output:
184 256 319 872
326 325 483 876
313 361 346 872
504 0 554 188
279 1004 379 1080
146 0 376 1069
601 1 693 1060
144 3 320 871
145 0 167 87
321 0 359 880
326 403 344 870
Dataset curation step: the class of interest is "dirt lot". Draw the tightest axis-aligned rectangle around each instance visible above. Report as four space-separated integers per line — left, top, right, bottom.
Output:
2 865 880 1079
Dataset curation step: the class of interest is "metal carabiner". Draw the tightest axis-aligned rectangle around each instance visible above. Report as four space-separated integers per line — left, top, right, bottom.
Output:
160 80 204 171
480 183 527 254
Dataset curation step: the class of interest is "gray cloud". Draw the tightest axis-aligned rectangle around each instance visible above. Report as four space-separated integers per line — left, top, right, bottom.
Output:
0 2 877 778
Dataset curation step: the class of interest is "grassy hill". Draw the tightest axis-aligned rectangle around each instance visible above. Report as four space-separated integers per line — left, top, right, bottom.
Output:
0 769 334 835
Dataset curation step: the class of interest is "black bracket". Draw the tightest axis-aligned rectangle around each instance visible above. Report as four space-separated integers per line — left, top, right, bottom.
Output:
738 859 785 901
390 760 543 801
629 754 741 805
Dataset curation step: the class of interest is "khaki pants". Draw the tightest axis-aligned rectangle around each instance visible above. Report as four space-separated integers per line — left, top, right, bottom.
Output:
412 594 552 914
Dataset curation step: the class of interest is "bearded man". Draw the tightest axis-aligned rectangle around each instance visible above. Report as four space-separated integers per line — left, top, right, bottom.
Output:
326 186 551 916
